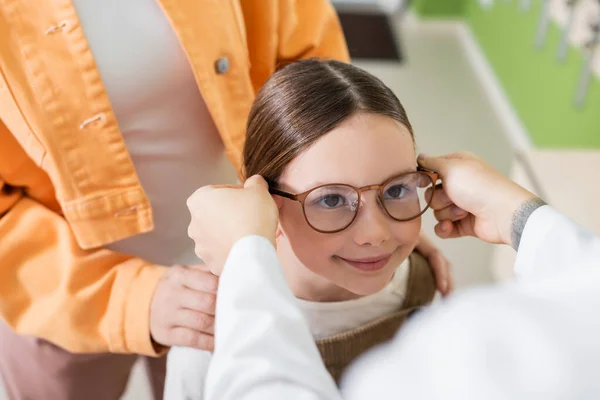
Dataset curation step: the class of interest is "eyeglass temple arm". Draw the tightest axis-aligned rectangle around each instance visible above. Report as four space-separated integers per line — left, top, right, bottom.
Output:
268 187 298 200
417 166 441 191
417 165 437 174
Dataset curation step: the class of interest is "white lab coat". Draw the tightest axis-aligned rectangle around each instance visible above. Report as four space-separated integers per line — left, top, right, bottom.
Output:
205 206 600 400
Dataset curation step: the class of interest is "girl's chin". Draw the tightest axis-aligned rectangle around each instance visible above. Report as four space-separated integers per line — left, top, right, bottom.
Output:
341 273 396 297
329 258 401 297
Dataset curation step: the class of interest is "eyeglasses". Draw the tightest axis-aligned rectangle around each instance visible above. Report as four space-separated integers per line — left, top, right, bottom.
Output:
269 166 438 234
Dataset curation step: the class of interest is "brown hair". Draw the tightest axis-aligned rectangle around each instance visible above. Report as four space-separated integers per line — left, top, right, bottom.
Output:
243 59 413 185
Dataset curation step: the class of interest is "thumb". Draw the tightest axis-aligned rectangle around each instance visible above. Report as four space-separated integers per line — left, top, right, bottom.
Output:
417 153 451 176
244 175 269 191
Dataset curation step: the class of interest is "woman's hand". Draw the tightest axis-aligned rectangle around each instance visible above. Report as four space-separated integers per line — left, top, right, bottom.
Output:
152 174 278 351
187 175 279 276
150 264 218 350
415 233 454 296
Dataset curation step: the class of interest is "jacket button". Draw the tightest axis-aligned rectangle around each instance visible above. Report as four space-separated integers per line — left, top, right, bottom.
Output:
215 57 230 74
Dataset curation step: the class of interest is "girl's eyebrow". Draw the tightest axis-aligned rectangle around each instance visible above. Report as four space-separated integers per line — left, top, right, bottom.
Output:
300 167 419 189
378 167 418 183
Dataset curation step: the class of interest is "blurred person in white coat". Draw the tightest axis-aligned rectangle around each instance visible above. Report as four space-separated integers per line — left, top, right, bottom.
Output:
187 152 600 400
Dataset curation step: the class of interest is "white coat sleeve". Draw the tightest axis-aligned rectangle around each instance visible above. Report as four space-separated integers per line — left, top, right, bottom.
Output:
205 235 342 400
164 346 212 400
515 205 600 280
341 265 600 400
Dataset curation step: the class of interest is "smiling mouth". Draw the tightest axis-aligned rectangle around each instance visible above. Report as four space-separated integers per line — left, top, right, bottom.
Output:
338 255 392 272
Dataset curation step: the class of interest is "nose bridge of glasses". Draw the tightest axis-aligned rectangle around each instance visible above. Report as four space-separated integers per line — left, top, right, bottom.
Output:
358 184 383 194
356 185 384 206
352 186 387 215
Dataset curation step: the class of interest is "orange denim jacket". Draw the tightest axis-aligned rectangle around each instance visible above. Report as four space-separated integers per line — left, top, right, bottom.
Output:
0 0 349 356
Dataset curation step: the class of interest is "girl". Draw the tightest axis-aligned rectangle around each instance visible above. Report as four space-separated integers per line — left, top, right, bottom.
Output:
165 59 439 398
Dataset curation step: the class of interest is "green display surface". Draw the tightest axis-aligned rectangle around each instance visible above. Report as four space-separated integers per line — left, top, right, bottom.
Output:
412 0 465 18
412 0 600 148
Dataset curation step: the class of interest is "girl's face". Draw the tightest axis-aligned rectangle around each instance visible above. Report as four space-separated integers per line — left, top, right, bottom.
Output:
276 112 421 302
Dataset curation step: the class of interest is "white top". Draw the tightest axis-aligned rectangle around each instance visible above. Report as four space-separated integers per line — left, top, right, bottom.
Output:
72 0 238 266
298 259 409 340
206 205 600 400
164 260 411 399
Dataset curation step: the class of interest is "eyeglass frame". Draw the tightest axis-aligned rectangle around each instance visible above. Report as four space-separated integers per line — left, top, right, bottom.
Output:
268 166 439 234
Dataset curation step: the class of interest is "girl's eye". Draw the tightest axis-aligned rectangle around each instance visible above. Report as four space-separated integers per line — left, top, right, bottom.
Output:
316 194 348 208
384 184 408 199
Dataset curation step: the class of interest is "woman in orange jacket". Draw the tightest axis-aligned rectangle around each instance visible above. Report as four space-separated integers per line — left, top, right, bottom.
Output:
0 1 451 398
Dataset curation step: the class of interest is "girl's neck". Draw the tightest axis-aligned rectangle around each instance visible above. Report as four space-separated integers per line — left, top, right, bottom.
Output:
294 283 361 303
283 265 362 302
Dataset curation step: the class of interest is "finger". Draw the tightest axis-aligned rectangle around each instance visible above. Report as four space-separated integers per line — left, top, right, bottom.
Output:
178 288 217 315
175 266 218 293
435 257 454 297
173 309 215 334
244 175 268 190
414 234 450 295
428 186 453 210
435 218 475 240
433 204 468 222
424 246 450 295
417 153 451 176
429 251 449 295
436 255 451 295
190 263 214 273
434 220 462 239
445 267 455 296
211 184 243 189
170 327 215 351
